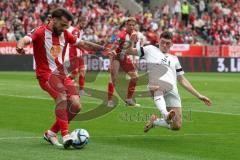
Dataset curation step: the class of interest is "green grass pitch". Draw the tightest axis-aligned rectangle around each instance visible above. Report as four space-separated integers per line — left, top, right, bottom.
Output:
0 72 239 160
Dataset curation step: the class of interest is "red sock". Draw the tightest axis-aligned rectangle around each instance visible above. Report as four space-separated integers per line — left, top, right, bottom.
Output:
57 117 69 137
55 101 69 137
50 121 60 134
127 78 137 99
108 82 114 101
79 75 85 90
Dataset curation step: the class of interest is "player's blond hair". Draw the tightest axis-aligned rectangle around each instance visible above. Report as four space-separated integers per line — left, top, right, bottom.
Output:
125 17 137 23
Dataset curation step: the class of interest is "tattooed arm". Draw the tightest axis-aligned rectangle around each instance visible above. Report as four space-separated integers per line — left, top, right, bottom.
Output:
75 40 106 52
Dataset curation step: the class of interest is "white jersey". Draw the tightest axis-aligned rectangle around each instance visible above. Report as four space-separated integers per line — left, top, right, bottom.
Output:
137 45 184 92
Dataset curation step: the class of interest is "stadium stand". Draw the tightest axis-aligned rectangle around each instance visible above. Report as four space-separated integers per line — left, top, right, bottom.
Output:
0 0 239 45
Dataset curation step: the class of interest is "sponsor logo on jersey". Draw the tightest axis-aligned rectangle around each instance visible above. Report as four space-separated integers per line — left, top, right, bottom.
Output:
50 45 61 59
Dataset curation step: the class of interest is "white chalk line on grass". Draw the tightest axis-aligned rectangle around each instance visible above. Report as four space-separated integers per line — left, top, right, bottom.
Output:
0 93 100 103
0 93 51 100
0 137 42 140
0 93 240 116
0 132 239 141
139 106 240 116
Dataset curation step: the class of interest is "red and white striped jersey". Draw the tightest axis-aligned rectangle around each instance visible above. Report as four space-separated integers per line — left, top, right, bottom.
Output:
27 25 80 77
64 26 84 68
116 30 146 54
115 30 131 54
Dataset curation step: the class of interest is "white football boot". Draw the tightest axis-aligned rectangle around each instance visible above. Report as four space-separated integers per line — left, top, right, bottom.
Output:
43 130 63 147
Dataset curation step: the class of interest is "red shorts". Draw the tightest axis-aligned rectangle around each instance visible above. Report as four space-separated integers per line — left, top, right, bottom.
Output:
38 74 79 99
70 56 85 73
113 54 136 73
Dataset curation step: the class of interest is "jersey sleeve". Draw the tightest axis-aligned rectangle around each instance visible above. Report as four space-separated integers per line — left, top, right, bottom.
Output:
72 29 81 38
175 57 184 76
26 27 41 42
64 30 81 46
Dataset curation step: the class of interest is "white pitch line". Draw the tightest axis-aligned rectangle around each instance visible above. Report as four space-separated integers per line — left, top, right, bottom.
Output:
187 109 240 116
93 132 240 138
0 132 239 141
0 136 42 140
138 106 240 116
0 93 240 116
0 93 51 100
0 93 102 102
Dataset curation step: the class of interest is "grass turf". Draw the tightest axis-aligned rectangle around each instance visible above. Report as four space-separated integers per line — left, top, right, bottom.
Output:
0 72 239 160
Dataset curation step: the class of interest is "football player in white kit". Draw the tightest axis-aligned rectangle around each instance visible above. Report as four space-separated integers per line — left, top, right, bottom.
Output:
128 31 212 132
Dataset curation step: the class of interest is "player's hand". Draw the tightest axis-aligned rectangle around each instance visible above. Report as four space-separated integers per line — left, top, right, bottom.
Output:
130 31 138 43
16 46 25 55
198 95 212 106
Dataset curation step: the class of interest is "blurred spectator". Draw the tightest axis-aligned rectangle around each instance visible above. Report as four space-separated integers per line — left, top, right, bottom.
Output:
198 0 206 18
0 0 239 46
181 0 190 27
172 0 181 20
6 28 16 41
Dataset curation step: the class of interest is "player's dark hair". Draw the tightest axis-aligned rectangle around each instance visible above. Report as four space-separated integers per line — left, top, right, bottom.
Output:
160 31 173 40
51 8 73 21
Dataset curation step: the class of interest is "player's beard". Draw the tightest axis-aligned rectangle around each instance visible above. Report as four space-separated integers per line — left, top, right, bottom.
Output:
53 27 62 36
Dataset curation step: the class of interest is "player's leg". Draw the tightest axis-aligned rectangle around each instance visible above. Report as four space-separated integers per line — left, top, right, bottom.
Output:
78 57 86 96
38 76 68 146
126 71 139 106
54 92 73 148
69 54 79 80
39 75 73 148
121 55 139 106
64 77 81 122
167 107 182 130
165 91 182 130
144 90 175 132
107 59 120 107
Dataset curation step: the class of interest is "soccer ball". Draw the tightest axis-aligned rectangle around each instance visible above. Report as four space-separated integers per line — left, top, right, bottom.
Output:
71 129 90 149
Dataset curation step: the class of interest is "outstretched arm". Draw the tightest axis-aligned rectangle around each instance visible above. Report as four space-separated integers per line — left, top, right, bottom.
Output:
75 40 116 58
75 40 106 52
16 36 31 54
177 75 212 106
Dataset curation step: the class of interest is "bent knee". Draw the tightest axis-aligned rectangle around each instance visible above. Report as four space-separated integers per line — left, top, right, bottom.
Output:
69 102 81 114
69 96 81 110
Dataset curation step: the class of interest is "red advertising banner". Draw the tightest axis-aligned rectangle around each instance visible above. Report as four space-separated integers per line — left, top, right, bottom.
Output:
221 45 240 57
0 42 240 57
170 44 204 57
0 42 33 55
205 45 221 57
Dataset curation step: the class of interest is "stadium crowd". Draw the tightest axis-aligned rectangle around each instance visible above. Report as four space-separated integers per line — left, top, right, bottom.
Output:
0 0 240 45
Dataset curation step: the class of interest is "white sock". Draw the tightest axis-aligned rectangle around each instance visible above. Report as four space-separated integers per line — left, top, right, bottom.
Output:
48 130 56 136
153 95 168 118
153 118 170 129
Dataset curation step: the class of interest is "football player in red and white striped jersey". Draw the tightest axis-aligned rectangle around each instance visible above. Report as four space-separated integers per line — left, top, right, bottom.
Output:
107 17 141 107
65 16 88 96
16 8 112 149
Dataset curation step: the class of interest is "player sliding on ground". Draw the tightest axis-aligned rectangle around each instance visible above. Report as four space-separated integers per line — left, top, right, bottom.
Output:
127 31 212 132
16 8 113 149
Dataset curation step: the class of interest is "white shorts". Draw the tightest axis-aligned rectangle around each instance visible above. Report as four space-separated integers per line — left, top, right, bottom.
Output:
164 89 181 108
